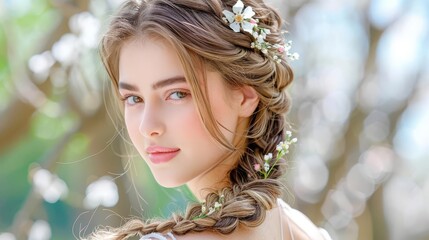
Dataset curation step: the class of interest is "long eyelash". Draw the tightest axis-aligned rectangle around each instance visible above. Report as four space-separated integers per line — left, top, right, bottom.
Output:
168 89 191 98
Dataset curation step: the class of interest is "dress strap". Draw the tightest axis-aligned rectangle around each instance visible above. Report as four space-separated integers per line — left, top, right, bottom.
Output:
278 198 294 240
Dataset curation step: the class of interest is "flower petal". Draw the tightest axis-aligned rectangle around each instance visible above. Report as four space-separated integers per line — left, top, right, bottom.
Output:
242 6 255 19
230 22 241 32
241 21 254 33
232 0 244 14
222 10 235 23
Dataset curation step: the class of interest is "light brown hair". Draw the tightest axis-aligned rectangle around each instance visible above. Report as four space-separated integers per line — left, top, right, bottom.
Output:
90 0 294 238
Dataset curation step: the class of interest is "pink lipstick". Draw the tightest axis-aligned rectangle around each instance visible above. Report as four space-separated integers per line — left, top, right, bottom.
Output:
146 146 180 164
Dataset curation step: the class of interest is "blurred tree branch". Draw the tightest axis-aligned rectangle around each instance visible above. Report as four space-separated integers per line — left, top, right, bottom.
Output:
0 0 91 154
10 123 80 238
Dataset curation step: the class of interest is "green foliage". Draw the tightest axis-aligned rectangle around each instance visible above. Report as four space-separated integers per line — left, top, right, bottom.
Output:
8 0 59 61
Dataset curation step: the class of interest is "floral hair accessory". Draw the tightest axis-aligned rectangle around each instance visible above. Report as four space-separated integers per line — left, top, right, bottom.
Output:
255 131 297 179
222 0 299 63
194 194 225 220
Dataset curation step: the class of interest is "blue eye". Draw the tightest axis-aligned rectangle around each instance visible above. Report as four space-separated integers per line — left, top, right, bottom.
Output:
124 95 143 105
169 91 189 100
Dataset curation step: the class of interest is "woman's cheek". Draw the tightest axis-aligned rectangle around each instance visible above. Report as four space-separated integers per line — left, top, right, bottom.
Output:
124 109 143 146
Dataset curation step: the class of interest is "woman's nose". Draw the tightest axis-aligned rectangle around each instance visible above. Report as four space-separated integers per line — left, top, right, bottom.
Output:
139 104 165 138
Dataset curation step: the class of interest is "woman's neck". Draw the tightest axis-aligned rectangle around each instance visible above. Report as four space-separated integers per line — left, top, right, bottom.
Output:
187 118 249 201
186 151 237 201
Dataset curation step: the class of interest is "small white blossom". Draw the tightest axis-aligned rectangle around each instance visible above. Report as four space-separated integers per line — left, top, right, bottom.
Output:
264 162 270 172
260 28 270 39
257 34 265 43
264 153 273 161
288 52 300 61
285 41 292 50
207 207 215 215
219 194 225 202
214 201 222 209
276 141 284 151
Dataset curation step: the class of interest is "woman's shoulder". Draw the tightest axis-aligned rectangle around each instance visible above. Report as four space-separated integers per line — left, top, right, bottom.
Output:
278 198 332 240
140 199 332 240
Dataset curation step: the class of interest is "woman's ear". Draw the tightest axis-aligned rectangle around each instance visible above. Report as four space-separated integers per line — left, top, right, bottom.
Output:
238 85 259 117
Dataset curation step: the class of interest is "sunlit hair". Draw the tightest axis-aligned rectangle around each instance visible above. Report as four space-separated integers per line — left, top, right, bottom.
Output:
90 0 294 238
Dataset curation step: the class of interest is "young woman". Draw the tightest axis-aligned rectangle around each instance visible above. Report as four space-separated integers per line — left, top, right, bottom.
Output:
89 0 332 239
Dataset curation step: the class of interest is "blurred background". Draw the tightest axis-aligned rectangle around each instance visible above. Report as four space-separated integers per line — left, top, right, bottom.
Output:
0 0 428 239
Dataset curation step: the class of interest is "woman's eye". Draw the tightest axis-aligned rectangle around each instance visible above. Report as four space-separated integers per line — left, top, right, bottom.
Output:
169 91 189 100
124 95 143 105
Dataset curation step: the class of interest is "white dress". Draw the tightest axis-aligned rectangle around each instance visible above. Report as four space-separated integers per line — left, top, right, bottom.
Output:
140 199 332 240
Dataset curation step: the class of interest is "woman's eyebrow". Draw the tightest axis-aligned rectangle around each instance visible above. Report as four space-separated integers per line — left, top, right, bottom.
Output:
118 76 186 91
152 76 186 90
118 82 138 91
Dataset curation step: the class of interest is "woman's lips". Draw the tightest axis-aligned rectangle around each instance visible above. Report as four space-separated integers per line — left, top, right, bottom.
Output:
146 146 180 164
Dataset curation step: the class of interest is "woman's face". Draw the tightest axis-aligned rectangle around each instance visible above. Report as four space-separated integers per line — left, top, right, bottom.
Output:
118 37 244 188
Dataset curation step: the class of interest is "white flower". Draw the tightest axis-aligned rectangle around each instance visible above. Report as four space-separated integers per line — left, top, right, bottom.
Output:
260 28 271 39
222 0 256 33
276 143 283 151
264 162 270 172
207 207 216 215
257 34 265 43
288 52 300 61
264 153 273 161
214 201 222 209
